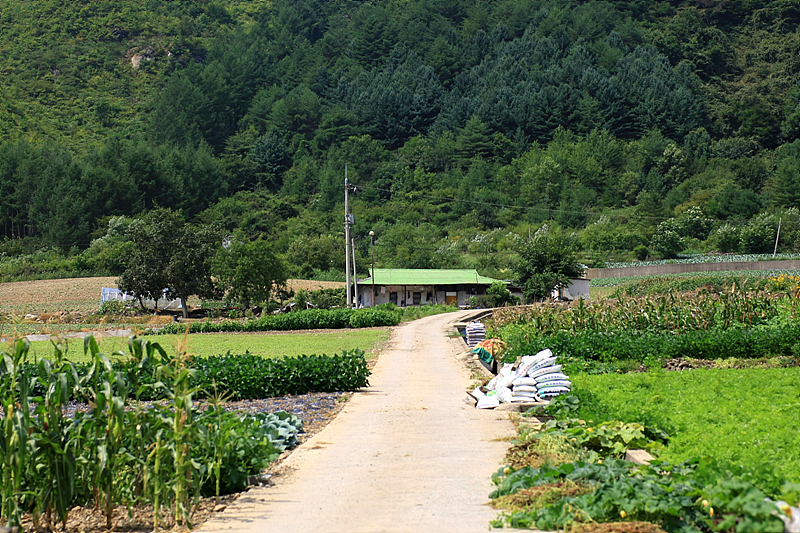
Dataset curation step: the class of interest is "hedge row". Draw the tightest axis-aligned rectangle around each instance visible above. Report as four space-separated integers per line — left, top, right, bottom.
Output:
16 349 370 401
147 307 401 334
501 322 800 365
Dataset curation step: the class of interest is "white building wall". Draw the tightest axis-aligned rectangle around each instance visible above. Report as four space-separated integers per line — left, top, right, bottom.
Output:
551 278 591 301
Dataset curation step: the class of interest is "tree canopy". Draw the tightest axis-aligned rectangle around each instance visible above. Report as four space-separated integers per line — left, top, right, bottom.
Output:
1 0 800 288
514 225 585 302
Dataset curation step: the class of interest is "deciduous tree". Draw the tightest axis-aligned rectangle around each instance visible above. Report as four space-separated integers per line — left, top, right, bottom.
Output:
213 236 287 309
513 225 584 303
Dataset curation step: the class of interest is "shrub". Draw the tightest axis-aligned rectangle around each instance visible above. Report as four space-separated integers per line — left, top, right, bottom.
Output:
98 299 131 315
349 308 402 328
650 221 683 258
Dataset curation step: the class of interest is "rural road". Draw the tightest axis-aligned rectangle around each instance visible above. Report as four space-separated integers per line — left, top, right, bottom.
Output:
195 310 515 533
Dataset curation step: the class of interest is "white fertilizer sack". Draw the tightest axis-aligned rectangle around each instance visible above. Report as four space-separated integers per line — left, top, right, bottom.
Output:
531 357 557 371
536 380 572 390
535 372 570 383
528 365 562 378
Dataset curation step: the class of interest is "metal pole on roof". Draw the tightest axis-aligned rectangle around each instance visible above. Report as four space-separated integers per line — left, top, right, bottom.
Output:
345 166 352 308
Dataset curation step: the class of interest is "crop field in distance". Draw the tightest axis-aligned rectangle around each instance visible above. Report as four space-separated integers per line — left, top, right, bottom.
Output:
14 328 392 363
0 277 345 316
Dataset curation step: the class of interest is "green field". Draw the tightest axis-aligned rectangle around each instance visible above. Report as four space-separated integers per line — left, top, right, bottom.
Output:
14 329 391 363
572 367 800 483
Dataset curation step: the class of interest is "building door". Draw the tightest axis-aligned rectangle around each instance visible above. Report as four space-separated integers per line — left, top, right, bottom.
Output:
412 292 421 305
445 291 457 306
389 292 398 305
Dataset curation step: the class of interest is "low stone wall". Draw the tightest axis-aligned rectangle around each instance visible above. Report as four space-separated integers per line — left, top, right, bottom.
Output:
588 260 800 279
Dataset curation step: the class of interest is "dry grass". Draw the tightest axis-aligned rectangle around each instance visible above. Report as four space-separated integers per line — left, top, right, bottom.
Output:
0 277 345 315
285 279 345 292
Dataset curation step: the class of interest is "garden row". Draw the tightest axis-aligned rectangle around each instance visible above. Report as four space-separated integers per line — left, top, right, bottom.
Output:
147 307 401 335
500 321 800 372
590 271 800 294
10 343 369 402
494 283 800 370
495 284 790 332
0 336 370 529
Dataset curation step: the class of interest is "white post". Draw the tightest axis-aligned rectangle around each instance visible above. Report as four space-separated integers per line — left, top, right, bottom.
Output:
773 217 782 258
345 166 352 308
352 235 358 307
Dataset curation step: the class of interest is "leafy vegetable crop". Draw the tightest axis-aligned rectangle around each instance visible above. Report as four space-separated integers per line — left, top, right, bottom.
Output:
566 368 800 484
490 458 787 532
191 350 370 399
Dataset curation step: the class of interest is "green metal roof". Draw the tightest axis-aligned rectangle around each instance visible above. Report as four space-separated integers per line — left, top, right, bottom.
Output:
359 269 502 286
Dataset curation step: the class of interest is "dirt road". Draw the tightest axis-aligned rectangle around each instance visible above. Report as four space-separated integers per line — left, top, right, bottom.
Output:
196 310 514 533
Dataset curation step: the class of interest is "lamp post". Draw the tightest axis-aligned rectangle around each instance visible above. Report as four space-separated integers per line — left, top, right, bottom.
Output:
369 230 375 307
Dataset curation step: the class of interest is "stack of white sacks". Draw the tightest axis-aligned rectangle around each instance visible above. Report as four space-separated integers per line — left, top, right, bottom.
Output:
473 349 571 409
465 321 486 348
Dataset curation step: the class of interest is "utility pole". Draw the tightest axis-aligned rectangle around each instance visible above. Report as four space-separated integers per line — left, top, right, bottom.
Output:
774 217 782 258
344 165 352 308
369 230 375 307
352 235 358 307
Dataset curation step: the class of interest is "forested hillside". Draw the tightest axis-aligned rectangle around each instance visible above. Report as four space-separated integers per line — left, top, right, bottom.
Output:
1 0 800 281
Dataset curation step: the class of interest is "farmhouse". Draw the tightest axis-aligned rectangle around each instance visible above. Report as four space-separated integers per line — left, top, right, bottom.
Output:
355 268 505 307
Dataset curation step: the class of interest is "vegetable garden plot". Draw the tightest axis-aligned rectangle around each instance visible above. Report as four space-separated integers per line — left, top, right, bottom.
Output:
569 368 800 484
489 368 800 532
0 334 371 530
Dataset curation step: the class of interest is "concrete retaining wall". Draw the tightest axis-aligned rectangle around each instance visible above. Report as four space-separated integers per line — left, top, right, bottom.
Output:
588 260 800 279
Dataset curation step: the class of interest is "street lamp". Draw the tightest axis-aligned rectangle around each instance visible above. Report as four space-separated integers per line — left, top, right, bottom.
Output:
369 230 375 307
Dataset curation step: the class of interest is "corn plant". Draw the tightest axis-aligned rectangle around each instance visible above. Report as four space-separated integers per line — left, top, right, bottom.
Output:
0 332 302 531
154 331 202 527
0 339 32 528
492 285 782 335
29 339 77 529
83 336 131 528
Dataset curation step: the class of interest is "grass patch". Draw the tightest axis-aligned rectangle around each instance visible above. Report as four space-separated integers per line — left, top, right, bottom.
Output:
13 329 391 363
570 367 800 483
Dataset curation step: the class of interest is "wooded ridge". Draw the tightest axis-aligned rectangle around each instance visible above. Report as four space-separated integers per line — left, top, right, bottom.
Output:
1 0 799 280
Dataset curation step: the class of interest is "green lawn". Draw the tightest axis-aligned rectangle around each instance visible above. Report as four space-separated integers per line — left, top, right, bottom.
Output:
572 367 800 483
16 329 391 363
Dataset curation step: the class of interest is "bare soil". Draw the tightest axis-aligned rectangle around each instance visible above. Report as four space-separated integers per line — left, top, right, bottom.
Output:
0 277 118 314
0 277 344 316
